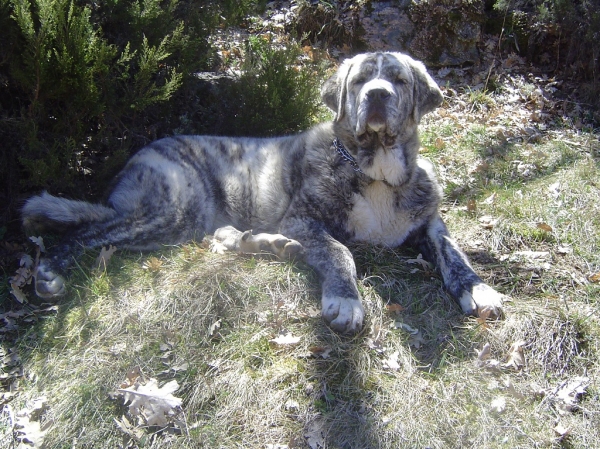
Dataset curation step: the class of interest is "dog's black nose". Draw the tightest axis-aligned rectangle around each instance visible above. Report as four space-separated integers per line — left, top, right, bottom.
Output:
366 88 391 101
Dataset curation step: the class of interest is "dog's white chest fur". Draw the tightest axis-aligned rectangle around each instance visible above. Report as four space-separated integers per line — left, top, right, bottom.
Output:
348 182 415 246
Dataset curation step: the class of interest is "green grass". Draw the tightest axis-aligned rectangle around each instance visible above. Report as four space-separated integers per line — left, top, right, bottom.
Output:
2 85 600 449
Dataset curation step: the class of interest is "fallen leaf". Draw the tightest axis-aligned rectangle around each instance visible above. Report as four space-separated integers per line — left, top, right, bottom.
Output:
503 341 526 370
382 351 400 371
10 284 28 304
95 245 117 271
270 332 301 346
304 417 326 449
553 376 589 414
119 378 182 427
467 199 477 213
406 254 432 270
479 215 498 229
119 366 143 389
554 423 571 438
14 396 50 448
15 415 48 448
309 346 332 359
393 321 419 335
490 396 506 413
482 192 497 204
477 343 491 362
114 415 145 441
20 254 34 269
476 308 493 327
142 256 163 272
588 272 600 283
537 222 553 232
29 236 45 253
386 303 405 313
208 319 221 337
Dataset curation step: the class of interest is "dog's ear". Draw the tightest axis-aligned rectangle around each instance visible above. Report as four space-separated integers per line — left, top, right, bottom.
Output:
321 60 352 121
410 60 443 122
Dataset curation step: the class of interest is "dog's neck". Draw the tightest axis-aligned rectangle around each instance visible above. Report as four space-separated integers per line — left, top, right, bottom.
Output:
333 138 364 174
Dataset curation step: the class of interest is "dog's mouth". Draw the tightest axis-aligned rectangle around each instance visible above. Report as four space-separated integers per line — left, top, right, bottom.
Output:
356 103 398 147
357 129 397 148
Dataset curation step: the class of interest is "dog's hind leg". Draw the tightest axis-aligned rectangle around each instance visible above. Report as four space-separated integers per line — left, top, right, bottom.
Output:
31 205 211 298
211 226 304 260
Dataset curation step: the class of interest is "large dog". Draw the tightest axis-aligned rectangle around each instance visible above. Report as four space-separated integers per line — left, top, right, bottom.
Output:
22 52 504 334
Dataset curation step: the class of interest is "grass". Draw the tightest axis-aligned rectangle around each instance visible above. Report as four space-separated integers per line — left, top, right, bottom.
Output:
2 84 600 449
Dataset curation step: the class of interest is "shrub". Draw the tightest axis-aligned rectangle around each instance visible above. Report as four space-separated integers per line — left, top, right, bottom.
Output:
226 36 324 137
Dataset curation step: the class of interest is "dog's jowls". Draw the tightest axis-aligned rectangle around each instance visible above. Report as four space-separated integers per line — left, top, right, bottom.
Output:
22 52 504 334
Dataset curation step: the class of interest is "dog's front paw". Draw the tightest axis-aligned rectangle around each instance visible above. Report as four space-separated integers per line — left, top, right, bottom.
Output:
34 262 66 298
460 283 504 319
321 296 364 334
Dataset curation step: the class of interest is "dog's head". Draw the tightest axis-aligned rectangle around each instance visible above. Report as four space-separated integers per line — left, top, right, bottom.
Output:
322 53 442 185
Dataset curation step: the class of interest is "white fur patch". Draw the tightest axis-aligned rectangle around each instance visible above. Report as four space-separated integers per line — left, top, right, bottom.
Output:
362 146 408 186
348 181 416 246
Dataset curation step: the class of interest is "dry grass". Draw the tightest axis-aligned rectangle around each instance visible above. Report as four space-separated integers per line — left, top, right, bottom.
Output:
2 83 600 449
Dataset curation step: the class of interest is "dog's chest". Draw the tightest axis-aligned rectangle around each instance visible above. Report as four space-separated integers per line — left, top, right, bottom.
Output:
347 182 418 246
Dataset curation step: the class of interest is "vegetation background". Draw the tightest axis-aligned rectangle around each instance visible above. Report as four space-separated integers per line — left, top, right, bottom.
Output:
0 0 599 448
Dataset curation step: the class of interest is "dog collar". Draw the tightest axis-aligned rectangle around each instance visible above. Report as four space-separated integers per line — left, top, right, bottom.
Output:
333 138 364 174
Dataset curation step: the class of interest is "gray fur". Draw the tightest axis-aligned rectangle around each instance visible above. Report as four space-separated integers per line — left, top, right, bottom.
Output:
22 52 504 333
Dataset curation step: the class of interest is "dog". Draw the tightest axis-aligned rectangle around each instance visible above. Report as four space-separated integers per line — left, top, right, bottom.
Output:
22 52 504 334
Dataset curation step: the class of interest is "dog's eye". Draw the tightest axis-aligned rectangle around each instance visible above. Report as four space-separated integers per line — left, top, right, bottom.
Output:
395 78 407 86
353 76 368 85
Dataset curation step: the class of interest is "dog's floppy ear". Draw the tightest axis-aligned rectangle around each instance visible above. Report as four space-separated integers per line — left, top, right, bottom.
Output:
410 59 443 122
321 60 353 121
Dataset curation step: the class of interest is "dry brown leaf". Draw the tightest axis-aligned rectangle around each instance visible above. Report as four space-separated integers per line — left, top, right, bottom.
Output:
476 343 491 362
120 366 143 389
119 378 182 427
588 272 600 283
382 351 401 371
114 415 145 441
270 332 301 346
309 346 332 359
406 254 432 271
537 222 553 233
29 236 46 253
554 423 571 438
490 396 506 413
386 303 405 313
142 256 163 272
14 396 50 448
476 308 493 327
553 376 590 414
482 192 497 204
10 284 28 304
95 245 117 271
503 341 526 370
479 215 498 229
305 417 326 449
467 199 477 213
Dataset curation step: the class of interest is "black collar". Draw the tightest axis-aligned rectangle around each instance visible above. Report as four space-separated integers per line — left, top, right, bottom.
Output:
333 138 364 174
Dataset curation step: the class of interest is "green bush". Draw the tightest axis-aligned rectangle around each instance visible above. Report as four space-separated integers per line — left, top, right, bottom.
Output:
0 0 213 200
226 36 324 137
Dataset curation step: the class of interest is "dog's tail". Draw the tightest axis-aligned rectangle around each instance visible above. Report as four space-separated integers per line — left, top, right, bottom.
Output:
22 191 117 234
